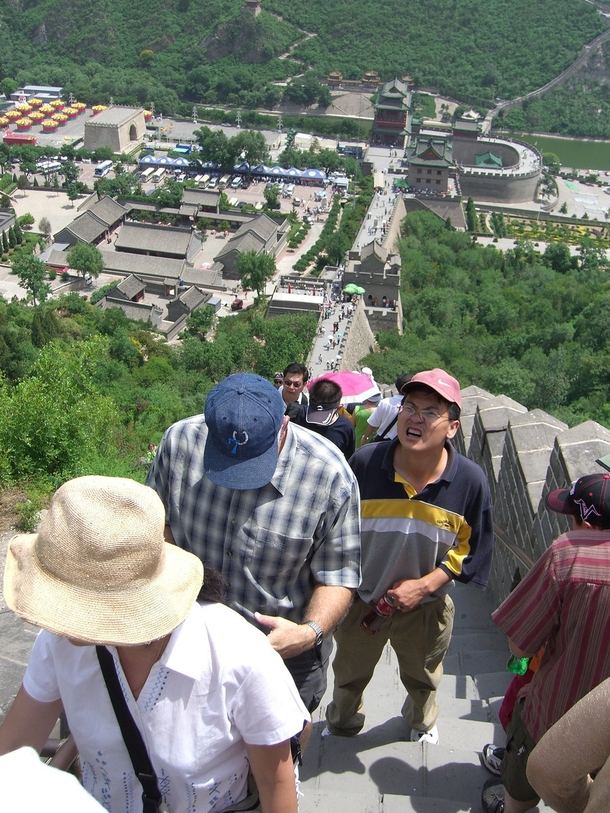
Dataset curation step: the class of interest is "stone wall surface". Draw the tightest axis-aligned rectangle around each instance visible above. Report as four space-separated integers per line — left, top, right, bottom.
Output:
458 171 539 203
457 387 610 606
330 298 378 370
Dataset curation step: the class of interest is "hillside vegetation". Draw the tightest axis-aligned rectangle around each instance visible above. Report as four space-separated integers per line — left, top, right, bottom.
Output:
0 294 316 500
0 0 605 121
502 39 610 138
362 211 610 430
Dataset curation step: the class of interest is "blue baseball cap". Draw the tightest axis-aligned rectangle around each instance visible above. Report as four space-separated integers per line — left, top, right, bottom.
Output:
204 373 285 489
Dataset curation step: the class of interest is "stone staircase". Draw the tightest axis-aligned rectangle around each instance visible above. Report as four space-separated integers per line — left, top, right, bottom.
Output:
299 582 553 813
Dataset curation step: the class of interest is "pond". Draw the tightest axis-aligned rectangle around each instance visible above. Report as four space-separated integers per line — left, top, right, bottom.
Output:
517 134 610 171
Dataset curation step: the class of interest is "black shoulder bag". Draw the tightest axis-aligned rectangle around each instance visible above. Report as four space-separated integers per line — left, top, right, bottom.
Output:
371 412 399 442
96 646 169 813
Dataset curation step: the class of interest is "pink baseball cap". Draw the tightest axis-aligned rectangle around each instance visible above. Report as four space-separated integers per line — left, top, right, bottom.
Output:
401 368 462 408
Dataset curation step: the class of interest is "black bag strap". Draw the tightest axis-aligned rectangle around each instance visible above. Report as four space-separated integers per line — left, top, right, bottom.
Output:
375 411 399 441
96 646 163 813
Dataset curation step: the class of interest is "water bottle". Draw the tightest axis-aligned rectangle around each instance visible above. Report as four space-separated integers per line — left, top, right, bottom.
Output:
360 594 397 634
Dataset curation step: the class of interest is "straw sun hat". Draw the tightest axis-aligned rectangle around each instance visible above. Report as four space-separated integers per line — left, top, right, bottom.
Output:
4 476 204 646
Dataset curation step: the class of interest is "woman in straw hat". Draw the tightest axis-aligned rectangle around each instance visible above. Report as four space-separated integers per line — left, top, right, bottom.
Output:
0 476 308 813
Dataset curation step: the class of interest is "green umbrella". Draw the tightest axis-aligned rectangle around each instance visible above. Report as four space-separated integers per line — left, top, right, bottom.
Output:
354 286 366 295
343 283 359 294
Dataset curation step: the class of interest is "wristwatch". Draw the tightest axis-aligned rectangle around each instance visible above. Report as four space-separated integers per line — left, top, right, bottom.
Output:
304 620 324 646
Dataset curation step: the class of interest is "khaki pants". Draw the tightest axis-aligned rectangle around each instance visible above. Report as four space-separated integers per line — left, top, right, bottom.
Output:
326 594 454 735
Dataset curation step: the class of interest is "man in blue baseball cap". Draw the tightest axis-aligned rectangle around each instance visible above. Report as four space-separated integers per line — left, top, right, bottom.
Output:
147 372 361 713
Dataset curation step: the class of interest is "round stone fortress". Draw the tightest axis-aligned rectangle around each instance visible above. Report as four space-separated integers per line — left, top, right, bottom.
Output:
455 135 542 204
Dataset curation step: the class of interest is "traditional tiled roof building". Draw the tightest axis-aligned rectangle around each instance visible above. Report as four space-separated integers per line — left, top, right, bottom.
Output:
371 78 411 148
406 134 454 194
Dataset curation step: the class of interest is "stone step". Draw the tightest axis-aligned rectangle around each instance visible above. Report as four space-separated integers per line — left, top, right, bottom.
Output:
444 646 509 677
300 789 471 812
305 719 508 791
302 728 488 806
300 789 555 813
448 631 509 652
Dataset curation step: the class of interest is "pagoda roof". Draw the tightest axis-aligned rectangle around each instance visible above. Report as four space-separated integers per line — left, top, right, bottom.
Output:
475 151 503 168
406 136 453 168
378 78 409 98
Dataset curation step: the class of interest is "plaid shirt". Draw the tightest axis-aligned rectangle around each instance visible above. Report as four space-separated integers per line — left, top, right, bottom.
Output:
147 416 361 624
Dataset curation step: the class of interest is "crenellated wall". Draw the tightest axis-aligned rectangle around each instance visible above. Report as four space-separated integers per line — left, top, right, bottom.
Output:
457 386 610 605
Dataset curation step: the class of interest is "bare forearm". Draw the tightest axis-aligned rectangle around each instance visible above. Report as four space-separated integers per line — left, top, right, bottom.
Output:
255 585 354 658
0 686 63 756
246 741 297 813
303 584 353 633
509 638 534 659
360 425 375 445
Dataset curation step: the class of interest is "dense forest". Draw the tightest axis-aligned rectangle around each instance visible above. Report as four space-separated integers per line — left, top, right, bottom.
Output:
0 0 605 125
361 210 610 430
502 57 610 138
0 294 316 513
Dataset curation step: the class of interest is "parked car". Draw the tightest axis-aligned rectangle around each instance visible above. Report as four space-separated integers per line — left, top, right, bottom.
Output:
231 298 244 311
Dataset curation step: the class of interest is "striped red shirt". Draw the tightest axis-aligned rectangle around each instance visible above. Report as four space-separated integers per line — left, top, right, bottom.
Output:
492 530 610 742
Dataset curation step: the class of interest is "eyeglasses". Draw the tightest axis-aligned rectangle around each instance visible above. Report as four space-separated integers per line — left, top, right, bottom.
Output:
283 379 303 389
399 404 448 424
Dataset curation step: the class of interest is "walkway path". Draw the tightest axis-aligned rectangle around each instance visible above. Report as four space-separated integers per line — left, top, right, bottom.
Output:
300 581 553 812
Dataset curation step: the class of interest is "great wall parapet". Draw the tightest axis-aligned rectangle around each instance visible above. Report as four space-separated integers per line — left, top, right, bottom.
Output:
458 388 610 604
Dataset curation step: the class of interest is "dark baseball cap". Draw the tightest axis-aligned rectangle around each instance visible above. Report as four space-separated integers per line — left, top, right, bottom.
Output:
204 373 285 490
545 473 610 529
306 398 341 425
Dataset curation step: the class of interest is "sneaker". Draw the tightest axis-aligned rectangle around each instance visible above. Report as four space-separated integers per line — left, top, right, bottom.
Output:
481 777 505 813
480 743 505 776
410 725 439 745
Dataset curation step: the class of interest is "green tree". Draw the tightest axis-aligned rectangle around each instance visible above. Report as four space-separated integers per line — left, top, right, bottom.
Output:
194 126 232 169
140 49 155 66
8 226 16 249
67 242 104 279
230 129 269 166
1 232 8 253
62 160 80 185
39 217 52 237
66 183 80 206
0 336 119 483
465 197 477 232
219 191 230 212
235 250 276 297
544 242 576 274
263 185 280 210
17 213 34 229
317 84 332 108
0 78 17 98
152 178 183 208
13 256 51 306
184 305 215 338
542 152 561 174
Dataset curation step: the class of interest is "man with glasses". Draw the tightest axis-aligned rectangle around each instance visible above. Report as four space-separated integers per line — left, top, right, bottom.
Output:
281 363 309 421
325 368 493 745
